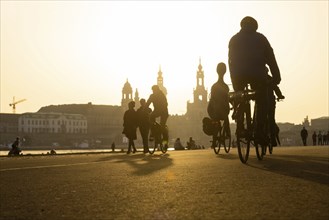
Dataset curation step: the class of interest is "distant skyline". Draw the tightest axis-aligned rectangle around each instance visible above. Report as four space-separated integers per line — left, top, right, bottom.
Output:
1 1 328 125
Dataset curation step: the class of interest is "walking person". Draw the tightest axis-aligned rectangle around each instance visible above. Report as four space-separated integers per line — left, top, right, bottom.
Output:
122 101 138 154
111 142 116 152
136 98 152 153
318 131 323 145
312 131 317 146
300 127 308 146
322 131 327 145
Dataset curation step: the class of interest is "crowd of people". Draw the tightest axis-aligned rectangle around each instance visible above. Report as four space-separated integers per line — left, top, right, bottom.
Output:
8 16 325 157
301 127 329 146
122 85 169 154
122 16 286 153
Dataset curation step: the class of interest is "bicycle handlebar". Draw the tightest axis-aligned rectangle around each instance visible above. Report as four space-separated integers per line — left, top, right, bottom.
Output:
228 90 256 101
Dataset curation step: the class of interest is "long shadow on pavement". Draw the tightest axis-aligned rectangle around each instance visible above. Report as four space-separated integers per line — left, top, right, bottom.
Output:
215 152 237 160
247 154 329 185
95 153 173 176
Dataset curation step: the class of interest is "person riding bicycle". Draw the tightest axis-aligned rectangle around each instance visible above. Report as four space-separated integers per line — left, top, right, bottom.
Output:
145 85 169 144
207 62 231 147
228 16 281 145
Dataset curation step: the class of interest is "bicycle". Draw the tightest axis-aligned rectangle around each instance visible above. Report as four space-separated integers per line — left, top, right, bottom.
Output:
229 85 273 163
229 83 283 163
148 122 168 154
202 117 231 154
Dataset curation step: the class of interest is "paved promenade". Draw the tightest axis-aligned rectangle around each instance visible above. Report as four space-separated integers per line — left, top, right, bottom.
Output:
0 146 328 220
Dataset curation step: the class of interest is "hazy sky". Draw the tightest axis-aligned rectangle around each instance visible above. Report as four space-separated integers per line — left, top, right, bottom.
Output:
1 1 328 125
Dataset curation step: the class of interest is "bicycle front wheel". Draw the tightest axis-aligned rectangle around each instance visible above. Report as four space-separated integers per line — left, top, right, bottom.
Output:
148 142 156 154
237 136 250 163
160 143 168 153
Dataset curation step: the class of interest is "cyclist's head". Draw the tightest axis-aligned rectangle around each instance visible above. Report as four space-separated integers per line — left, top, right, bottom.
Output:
151 85 160 92
217 63 226 76
216 62 226 75
240 16 258 31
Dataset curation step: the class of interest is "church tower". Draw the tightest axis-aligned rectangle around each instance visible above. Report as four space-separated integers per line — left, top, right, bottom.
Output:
193 57 208 105
121 79 133 111
157 65 167 96
185 58 209 142
134 89 140 108
186 58 208 119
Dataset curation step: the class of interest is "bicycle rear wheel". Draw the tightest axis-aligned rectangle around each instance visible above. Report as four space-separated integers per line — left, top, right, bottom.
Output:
212 127 221 154
213 136 221 154
223 126 231 153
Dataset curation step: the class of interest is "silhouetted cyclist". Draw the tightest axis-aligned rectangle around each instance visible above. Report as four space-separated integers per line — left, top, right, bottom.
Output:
228 16 281 144
145 85 169 144
208 62 231 147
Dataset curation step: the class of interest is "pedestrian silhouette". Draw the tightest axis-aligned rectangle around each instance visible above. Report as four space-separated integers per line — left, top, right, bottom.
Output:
322 131 327 145
122 101 137 154
136 98 152 153
312 131 317 146
300 127 308 146
318 131 323 145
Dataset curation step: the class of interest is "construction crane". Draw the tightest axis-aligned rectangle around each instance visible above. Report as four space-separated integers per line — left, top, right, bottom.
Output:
9 96 26 114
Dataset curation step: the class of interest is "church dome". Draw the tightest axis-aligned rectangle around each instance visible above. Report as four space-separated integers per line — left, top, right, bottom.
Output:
122 79 132 93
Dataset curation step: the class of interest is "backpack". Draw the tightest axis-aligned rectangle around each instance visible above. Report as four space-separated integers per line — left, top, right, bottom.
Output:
202 117 217 136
